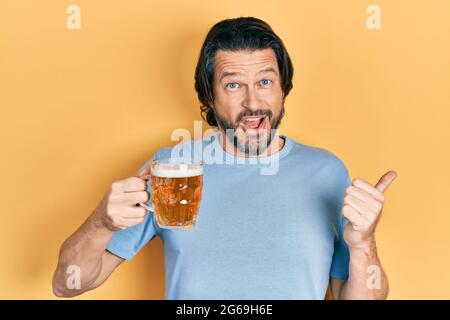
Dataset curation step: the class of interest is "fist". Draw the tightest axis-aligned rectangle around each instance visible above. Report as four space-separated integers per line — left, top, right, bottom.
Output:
342 170 397 249
100 175 150 231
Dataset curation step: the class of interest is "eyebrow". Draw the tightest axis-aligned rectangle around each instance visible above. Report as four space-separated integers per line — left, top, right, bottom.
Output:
219 67 278 82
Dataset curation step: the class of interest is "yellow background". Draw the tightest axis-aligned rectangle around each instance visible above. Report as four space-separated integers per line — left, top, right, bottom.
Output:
1 0 449 299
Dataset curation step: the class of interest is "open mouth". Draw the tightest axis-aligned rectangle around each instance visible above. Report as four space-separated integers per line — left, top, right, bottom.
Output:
240 115 268 135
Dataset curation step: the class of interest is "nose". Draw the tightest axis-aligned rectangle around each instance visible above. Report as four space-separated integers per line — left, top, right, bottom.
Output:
242 86 260 112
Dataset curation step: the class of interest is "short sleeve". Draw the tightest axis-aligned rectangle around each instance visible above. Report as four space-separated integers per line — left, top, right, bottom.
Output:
330 217 350 279
330 172 351 280
106 155 160 260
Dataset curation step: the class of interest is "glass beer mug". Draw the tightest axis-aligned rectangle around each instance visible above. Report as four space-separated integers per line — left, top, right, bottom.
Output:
147 158 203 230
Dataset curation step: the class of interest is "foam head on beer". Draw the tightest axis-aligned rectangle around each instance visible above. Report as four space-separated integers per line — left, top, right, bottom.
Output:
151 164 203 178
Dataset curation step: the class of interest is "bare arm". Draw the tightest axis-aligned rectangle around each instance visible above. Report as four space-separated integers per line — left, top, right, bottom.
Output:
52 199 124 297
329 241 389 300
52 173 150 297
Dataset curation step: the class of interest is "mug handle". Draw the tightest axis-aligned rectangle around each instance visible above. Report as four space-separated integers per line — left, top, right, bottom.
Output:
139 202 153 212
137 166 154 212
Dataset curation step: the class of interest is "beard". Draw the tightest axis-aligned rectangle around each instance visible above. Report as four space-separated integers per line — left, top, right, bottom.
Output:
214 106 285 156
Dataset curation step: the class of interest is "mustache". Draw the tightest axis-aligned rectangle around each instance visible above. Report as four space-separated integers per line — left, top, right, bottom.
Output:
235 109 273 125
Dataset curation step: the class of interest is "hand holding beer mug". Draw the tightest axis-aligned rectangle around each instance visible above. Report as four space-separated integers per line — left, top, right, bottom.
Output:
140 158 203 230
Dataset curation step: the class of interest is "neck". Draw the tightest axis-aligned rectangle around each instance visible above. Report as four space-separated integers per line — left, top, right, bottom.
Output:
218 129 285 158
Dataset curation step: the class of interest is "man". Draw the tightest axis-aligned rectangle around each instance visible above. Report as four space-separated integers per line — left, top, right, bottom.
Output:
53 17 396 299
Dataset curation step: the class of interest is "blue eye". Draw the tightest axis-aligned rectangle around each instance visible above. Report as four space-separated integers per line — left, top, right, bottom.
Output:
226 82 238 89
261 79 272 86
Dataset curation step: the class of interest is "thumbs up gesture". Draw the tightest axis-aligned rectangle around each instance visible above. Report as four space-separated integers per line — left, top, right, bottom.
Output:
342 171 397 249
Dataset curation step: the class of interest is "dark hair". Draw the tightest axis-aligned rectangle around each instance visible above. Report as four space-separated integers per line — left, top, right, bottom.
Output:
194 17 294 127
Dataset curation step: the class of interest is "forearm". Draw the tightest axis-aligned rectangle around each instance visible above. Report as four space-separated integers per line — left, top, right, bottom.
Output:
340 240 389 300
52 204 113 297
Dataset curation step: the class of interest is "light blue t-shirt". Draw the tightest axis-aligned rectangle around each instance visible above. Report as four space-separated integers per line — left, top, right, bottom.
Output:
106 133 351 299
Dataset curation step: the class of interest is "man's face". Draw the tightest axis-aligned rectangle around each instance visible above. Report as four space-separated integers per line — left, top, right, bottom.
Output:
212 48 285 155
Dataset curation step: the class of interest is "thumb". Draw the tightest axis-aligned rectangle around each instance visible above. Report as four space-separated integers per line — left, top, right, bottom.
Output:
136 165 151 180
375 170 397 193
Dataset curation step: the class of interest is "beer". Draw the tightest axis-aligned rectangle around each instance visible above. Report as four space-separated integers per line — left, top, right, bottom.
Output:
150 160 203 229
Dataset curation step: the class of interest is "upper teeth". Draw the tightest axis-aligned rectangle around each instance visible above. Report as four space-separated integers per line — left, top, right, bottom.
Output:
245 118 262 122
